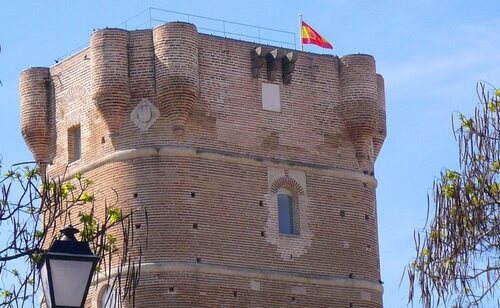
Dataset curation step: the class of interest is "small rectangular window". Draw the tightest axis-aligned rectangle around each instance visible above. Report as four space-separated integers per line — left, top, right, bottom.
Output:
68 125 81 163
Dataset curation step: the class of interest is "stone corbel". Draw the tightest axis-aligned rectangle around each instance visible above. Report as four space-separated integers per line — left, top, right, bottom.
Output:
265 49 281 81
281 51 298 85
251 46 267 78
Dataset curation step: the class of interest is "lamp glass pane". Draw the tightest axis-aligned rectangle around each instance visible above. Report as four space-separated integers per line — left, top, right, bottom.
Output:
40 262 52 308
50 259 93 307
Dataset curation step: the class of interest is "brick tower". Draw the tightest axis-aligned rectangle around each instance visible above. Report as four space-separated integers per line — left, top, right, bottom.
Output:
20 22 386 307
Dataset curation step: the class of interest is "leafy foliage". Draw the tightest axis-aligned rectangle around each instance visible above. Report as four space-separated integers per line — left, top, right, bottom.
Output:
409 82 500 307
0 162 147 307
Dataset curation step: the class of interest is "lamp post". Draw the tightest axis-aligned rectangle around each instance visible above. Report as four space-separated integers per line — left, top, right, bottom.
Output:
39 225 100 308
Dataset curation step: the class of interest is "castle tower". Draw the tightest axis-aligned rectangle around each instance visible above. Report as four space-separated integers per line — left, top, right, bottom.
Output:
20 22 386 307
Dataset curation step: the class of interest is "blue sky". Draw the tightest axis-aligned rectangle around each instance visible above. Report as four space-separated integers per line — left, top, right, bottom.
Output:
1 1 500 307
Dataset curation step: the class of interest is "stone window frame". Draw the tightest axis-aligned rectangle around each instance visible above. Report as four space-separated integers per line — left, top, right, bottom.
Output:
265 168 312 260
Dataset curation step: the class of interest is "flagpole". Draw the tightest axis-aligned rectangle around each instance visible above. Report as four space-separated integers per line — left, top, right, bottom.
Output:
298 13 303 51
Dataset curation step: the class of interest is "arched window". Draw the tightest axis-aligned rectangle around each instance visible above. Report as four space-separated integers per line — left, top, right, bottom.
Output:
278 191 297 234
100 285 116 308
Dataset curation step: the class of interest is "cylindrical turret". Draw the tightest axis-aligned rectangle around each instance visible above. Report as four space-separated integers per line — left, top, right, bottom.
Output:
90 28 130 135
339 54 379 170
373 74 387 160
20 67 51 162
153 22 199 137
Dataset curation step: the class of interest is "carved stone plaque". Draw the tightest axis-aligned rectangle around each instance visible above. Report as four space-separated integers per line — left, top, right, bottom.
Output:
130 99 160 131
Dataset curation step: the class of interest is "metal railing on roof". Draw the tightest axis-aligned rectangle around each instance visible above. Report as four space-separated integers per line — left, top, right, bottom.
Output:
57 7 296 62
118 7 296 49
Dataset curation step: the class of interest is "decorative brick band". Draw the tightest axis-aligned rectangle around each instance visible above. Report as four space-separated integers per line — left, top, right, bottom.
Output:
60 145 378 186
269 176 305 195
95 261 383 293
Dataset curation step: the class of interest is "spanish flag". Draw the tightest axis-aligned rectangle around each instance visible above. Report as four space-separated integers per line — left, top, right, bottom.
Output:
301 21 333 49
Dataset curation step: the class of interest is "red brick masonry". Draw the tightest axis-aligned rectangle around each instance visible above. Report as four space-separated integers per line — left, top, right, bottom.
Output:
20 22 386 307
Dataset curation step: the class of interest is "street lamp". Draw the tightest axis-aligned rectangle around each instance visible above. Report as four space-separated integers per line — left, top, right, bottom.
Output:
39 225 100 308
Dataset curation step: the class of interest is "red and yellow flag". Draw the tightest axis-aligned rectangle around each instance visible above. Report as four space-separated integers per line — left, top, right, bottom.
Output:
301 21 333 49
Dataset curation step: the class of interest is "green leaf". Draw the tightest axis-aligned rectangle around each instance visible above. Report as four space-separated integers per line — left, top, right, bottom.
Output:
106 234 116 244
0 290 12 298
430 230 443 240
458 114 474 130
488 101 499 112
61 182 76 198
34 230 44 239
465 184 474 194
80 227 96 242
104 234 117 252
78 212 95 225
107 207 123 224
444 257 456 270
78 192 95 203
74 172 82 181
23 166 40 179
445 170 460 183
442 184 456 198
31 253 43 264
78 212 97 241
493 160 500 172
490 182 500 195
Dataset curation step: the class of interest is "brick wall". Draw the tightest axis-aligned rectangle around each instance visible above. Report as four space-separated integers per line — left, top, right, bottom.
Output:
20 21 386 307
